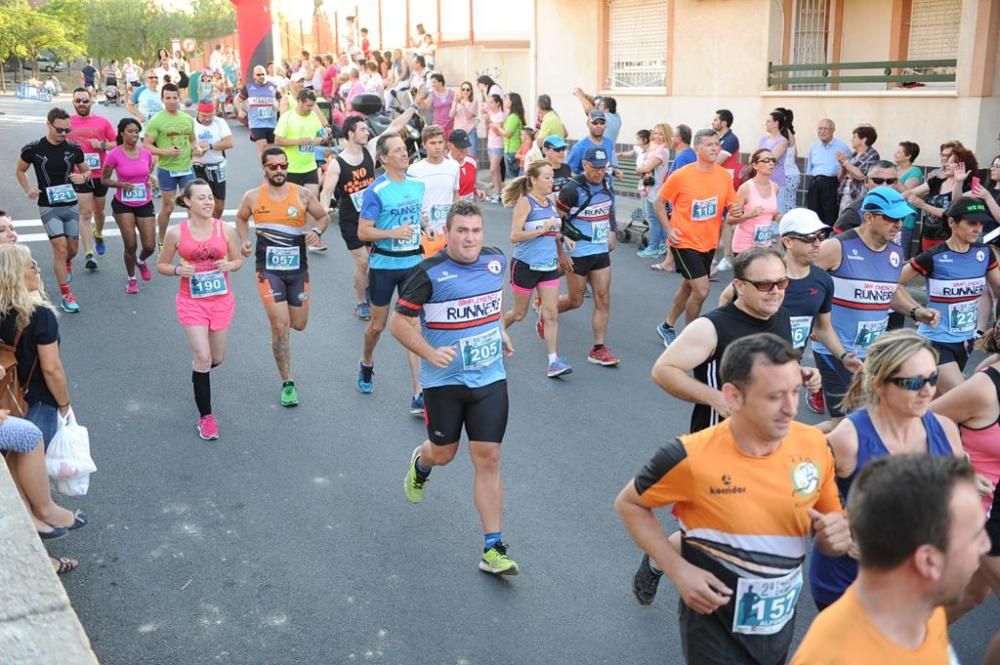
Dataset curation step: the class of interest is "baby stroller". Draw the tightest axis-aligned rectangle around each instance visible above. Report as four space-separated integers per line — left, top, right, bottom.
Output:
104 83 121 107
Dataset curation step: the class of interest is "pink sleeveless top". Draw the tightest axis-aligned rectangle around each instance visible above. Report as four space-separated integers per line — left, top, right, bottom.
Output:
731 180 778 254
177 219 230 299
960 366 1000 511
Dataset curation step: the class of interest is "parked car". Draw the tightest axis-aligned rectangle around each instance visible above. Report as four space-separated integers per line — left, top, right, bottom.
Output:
24 59 65 73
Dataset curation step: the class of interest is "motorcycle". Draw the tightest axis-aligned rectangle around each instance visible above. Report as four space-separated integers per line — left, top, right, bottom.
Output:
351 92 424 163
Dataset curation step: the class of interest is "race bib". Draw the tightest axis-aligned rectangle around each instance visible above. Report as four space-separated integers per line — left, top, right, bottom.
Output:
84 153 101 170
732 568 803 636
257 107 274 120
691 197 718 221
591 221 610 243
349 190 365 212
120 183 147 202
790 315 813 350
430 203 451 225
206 163 227 183
459 327 503 371
168 168 192 178
46 183 77 204
854 318 888 349
299 144 315 153
189 270 228 298
391 226 421 252
752 223 773 246
265 245 301 271
947 301 977 334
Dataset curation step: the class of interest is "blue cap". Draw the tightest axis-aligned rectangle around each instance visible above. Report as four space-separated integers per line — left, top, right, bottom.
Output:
583 145 609 168
542 134 567 149
860 186 914 220
588 109 606 121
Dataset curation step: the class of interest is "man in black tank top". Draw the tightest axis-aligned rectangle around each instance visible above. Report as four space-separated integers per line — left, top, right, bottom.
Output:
320 111 417 321
651 247 820 432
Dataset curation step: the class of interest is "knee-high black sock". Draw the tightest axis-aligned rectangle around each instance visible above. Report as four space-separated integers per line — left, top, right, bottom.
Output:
192 370 211 417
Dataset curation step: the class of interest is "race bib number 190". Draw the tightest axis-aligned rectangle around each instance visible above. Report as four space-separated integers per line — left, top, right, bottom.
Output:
189 270 228 298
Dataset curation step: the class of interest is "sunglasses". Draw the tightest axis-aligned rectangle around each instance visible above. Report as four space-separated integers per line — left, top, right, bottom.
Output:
73 98 92 104
739 277 789 292
547 146 567 152
264 163 289 171
51 126 72 134
786 232 826 244
755 157 777 164
870 177 898 185
590 119 606 125
461 87 472 91
887 372 939 391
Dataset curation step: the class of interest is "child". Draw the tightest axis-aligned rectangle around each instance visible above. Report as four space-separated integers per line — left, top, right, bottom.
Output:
619 129 651 197
517 127 536 172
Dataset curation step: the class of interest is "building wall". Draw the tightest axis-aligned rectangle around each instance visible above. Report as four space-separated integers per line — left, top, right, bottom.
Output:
435 45 530 93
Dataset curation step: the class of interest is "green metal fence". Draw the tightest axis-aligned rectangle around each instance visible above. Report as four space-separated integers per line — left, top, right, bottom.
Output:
767 59 957 88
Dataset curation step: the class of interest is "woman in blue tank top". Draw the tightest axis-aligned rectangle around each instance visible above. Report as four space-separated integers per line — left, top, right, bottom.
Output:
500 161 573 379
810 329 963 610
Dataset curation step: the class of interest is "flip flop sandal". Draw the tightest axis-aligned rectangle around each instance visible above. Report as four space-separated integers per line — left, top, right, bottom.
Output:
67 510 89 531
53 557 79 576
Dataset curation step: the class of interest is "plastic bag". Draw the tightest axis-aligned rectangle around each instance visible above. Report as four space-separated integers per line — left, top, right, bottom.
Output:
44 408 96 496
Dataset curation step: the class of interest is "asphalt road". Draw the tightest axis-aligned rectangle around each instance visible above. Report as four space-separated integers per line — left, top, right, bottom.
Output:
2 93 996 665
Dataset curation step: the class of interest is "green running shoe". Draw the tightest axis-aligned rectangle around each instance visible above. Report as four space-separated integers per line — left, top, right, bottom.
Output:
479 542 519 575
404 446 427 504
281 382 299 407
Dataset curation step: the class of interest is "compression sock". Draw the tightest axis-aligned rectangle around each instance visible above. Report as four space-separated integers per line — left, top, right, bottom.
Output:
59 283 70 296
192 370 211 417
484 532 502 552
414 458 431 482
547 353 558 364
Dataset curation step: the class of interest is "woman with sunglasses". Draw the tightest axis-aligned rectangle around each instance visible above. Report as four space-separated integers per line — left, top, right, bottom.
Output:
809 330 965 611
905 146 978 252
730 148 780 254
891 198 1000 394
450 81 479 158
102 117 157 294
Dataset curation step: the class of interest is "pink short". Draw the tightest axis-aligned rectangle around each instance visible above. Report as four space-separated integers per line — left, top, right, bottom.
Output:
176 293 235 332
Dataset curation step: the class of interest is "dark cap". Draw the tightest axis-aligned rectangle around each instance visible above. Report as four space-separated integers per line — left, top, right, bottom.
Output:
448 129 471 149
945 196 993 223
583 145 609 168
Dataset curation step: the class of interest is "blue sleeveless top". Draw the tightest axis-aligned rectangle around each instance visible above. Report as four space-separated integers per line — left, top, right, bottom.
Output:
512 195 560 270
809 408 953 606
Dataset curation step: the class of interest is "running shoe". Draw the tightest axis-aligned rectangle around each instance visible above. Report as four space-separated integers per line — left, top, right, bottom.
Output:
409 393 424 417
152 182 161 199
85 254 98 271
806 389 826 415
65 259 73 283
584 283 592 298
479 542 520 575
715 256 733 272
60 294 80 313
281 382 299 407
197 414 219 440
125 278 139 295
404 445 427 504
587 346 620 367
487 194 501 205
637 245 659 258
355 301 372 321
357 362 374 394
308 243 329 253
632 553 662 605
546 358 573 378
535 316 545 341
655 322 676 348
656 243 668 256
94 234 106 256
137 260 152 281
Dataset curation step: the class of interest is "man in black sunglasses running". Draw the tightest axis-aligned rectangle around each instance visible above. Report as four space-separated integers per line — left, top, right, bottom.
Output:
833 160 899 233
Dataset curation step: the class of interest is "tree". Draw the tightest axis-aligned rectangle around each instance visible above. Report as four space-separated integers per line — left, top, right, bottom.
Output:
187 0 236 43
0 0 31 90
19 7 82 78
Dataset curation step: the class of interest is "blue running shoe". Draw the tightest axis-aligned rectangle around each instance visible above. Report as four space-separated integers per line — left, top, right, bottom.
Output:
356 301 372 321
60 294 80 313
409 393 424 417
546 358 573 378
94 234 106 256
357 362 374 394
655 322 676 348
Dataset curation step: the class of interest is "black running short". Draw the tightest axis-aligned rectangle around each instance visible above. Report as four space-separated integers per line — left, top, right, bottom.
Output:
423 380 509 445
339 217 369 251
368 267 412 307
193 164 227 201
250 128 276 144
931 340 972 371
286 169 319 186
111 199 155 217
73 177 110 198
671 247 715 280
570 251 611 277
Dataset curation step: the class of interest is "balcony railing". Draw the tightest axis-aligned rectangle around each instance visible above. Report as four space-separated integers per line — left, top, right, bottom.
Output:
767 59 957 89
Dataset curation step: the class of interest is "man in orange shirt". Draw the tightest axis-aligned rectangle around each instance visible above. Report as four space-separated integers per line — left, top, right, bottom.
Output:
615 333 850 665
653 128 743 348
791 454 989 664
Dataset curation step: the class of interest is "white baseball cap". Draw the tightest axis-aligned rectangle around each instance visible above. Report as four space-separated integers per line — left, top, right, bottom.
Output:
779 208 829 237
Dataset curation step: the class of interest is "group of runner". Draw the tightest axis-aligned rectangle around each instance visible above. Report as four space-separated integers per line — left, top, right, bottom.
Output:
12 75 1000 661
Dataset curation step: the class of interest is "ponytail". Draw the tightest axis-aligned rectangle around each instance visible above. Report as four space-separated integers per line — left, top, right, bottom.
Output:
501 175 530 207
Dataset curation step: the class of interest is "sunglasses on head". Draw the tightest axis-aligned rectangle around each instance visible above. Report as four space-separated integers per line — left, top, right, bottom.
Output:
870 177 897 185
755 157 777 164
739 277 789 292
887 372 939 391
786 232 826 244
264 163 289 171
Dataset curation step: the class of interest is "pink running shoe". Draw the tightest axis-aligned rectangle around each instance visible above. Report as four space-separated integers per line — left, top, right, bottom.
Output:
137 260 152 282
125 278 139 295
197 414 219 440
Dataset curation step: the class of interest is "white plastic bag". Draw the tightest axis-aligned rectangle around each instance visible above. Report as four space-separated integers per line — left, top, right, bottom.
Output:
44 408 96 496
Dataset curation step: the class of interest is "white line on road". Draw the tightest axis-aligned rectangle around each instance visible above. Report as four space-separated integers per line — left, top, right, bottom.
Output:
11 209 244 244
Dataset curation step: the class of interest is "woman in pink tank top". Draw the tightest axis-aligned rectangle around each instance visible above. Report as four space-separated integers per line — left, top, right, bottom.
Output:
730 148 780 254
156 180 243 441
931 328 1000 511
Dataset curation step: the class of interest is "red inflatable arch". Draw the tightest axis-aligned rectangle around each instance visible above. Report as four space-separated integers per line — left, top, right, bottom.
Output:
229 0 274 82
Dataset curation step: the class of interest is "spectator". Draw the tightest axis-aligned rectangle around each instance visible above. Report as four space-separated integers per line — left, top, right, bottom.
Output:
758 110 791 206
774 107 801 213
362 61 384 96
81 58 97 93
449 80 479 158
500 93 526 179
573 88 622 145
567 110 617 175
635 123 673 259
209 44 224 73
668 124 695 174
378 50 390 80
712 109 740 272
418 33 436 70
419 73 454 138
321 54 338 98
806 119 851 226
535 94 565 148
905 146 977 251
476 75 502 101
837 124 880 212
360 27 371 61
974 153 1000 235
345 66 365 104
517 127 535 171
482 93 505 201
894 141 923 258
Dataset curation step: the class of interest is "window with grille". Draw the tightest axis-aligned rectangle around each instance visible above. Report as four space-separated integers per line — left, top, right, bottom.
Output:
607 0 668 90
907 0 960 60
790 0 829 90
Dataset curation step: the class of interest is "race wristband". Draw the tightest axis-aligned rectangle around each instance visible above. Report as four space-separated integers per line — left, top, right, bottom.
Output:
839 351 849 361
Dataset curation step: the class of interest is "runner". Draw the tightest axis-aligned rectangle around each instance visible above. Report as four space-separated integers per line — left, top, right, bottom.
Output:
892 197 1000 394
68 87 116 271
556 146 621 367
791 454 988 664
237 65 282 157
812 186 917 429
542 135 573 194
393 200 519 575
566 110 617 175
318 110 417 321
654 129 743 347
407 124 459 258
616 332 850 665
127 72 163 122
101 117 157 294
191 100 234 219
144 83 201 246
356 133 425 410
501 160 571 377
235 147 331 406
156 179 243 440
15 107 91 313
